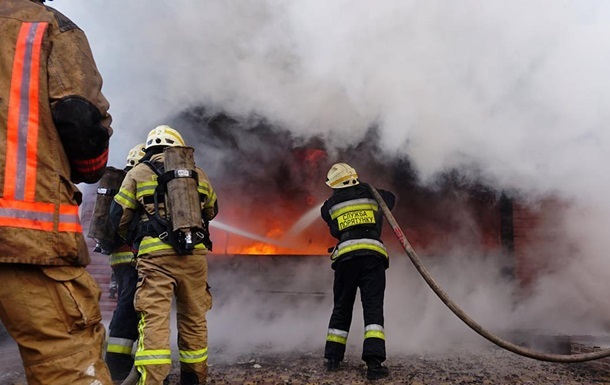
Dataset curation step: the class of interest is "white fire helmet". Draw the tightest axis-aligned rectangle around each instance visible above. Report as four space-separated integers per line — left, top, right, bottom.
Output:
145 125 186 149
125 143 146 167
326 162 359 189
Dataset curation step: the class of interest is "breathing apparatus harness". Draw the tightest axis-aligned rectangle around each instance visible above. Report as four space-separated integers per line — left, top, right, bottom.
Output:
136 160 212 255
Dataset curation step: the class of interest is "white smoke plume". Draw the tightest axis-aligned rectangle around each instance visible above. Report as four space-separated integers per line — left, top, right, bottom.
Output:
49 0 610 359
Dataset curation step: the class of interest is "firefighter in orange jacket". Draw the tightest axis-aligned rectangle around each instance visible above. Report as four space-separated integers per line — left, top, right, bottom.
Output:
321 163 395 380
0 1 113 384
110 125 218 385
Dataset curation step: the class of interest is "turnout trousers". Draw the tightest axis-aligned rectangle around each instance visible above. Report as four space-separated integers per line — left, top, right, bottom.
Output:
0 265 112 385
324 256 386 363
106 263 139 381
134 253 212 385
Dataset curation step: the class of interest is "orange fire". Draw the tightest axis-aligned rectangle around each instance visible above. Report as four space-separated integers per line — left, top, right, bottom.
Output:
237 242 280 255
213 146 332 256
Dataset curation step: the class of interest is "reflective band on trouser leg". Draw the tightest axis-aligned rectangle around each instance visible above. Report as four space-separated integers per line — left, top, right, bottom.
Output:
332 239 389 261
364 324 385 340
107 337 135 355
326 328 349 345
179 348 208 364
134 349 171 366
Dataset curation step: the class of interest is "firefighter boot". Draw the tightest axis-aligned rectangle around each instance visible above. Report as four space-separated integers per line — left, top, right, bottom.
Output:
105 352 134 381
366 359 390 380
325 359 341 372
180 370 203 385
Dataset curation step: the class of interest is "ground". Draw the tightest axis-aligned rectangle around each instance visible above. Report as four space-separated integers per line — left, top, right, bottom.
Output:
181 348 610 385
2 347 610 384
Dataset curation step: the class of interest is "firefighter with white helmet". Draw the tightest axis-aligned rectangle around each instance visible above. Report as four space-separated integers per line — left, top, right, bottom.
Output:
110 125 217 385
126 142 147 168
0 1 113 384
90 142 146 381
321 162 395 380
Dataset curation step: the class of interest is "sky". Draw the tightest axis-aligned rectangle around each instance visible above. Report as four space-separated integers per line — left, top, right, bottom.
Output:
50 0 610 357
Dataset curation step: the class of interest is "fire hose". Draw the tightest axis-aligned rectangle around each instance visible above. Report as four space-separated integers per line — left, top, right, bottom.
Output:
367 184 610 363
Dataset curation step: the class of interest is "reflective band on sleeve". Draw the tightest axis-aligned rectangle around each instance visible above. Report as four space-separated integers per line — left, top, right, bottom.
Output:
136 181 157 200
326 328 349 345
205 190 217 208
134 349 172 366
110 250 134 266
364 324 385 340
107 337 135 355
179 347 208 364
197 183 210 196
332 238 388 261
114 188 138 209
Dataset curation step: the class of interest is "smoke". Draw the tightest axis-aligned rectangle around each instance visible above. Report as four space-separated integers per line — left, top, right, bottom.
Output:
53 0 610 358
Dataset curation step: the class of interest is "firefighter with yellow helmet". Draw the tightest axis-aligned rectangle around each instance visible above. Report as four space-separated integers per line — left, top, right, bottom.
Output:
110 125 218 385
321 163 395 380
88 142 146 381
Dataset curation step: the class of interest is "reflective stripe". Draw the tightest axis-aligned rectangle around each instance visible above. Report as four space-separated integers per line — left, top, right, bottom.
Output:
326 328 349 345
138 238 175 255
136 180 157 200
5 22 47 202
179 347 208 364
115 188 138 209
135 313 171 366
138 237 205 256
134 349 172 366
107 337 135 355
329 198 378 219
0 198 81 232
364 324 385 340
329 174 353 187
110 250 134 266
332 238 388 261
197 183 210 196
58 204 82 232
205 190 217 208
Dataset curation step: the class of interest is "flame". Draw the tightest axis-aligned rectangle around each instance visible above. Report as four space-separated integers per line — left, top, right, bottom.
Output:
237 242 280 255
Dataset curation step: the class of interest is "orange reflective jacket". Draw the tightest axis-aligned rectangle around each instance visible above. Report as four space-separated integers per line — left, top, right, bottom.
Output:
0 0 112 265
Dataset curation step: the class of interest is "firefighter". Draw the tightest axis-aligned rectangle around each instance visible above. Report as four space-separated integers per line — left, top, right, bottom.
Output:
104 143 146 381
0 1 113 384
110 125 218 385
321 163 395 380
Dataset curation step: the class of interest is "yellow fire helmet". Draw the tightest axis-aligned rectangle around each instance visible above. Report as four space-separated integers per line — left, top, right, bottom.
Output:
326 162 359 189
145 125 186 149
125 143 146 167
